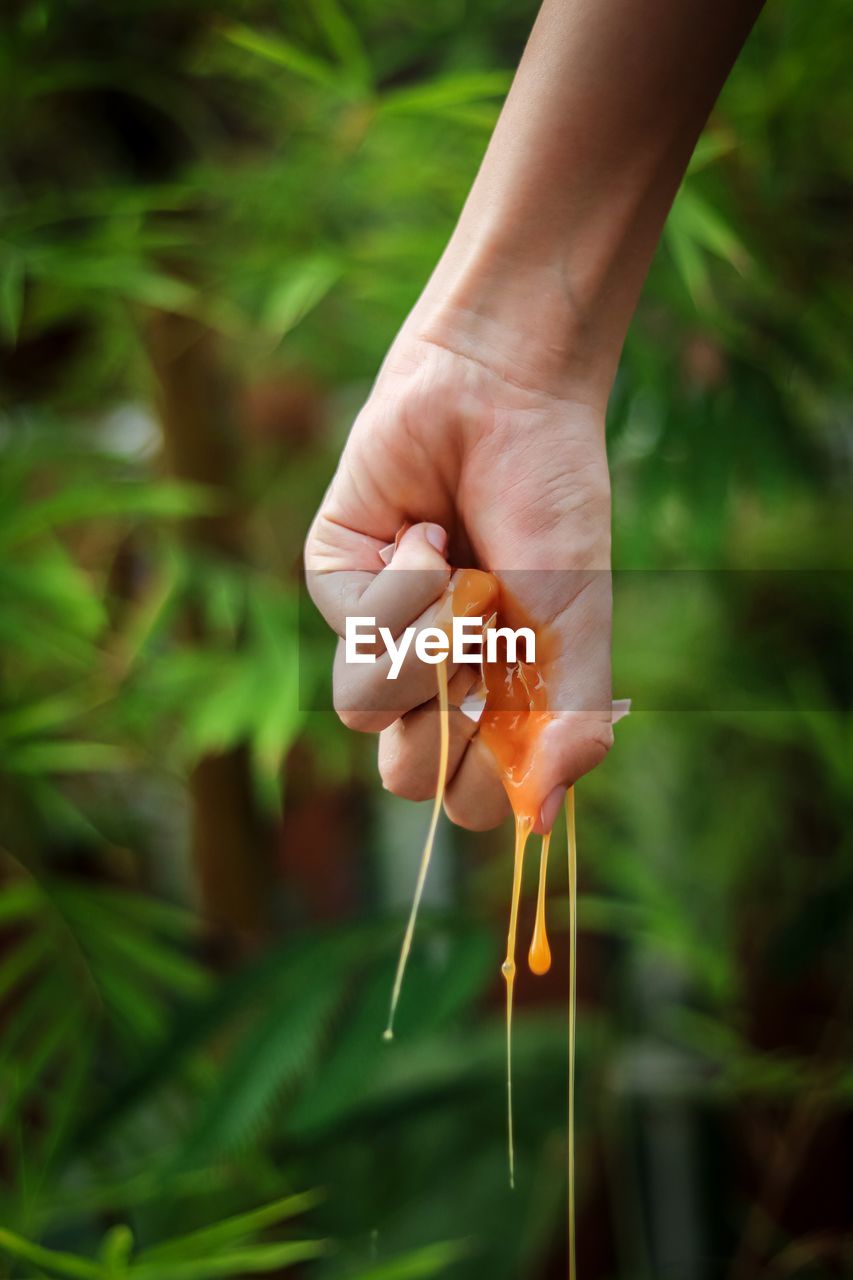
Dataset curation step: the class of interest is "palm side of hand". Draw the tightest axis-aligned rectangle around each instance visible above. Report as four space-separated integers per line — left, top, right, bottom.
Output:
306 332 614 830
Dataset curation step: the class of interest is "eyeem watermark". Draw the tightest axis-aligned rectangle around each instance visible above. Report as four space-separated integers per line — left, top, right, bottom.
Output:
345 616 536 680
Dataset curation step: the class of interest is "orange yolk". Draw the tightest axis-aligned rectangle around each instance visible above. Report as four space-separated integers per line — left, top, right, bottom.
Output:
452 568 554 827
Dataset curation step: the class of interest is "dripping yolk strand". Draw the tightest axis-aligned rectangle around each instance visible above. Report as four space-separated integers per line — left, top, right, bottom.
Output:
383 569 499 1041
384 567 576 1263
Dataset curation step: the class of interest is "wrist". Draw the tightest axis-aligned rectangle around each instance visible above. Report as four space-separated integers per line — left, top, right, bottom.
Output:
406 106 694 405
408 225 627 411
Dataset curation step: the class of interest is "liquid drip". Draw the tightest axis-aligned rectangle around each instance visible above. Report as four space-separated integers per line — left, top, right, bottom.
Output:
528 832 552 975
384 570 497 1041
566 787 577 1280
472 573 558 1188
503 812 532 1189
383 658 450 1041
380 568 577 1257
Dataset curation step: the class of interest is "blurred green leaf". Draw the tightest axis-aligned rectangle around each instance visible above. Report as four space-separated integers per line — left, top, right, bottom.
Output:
178 957 344 1162
672 186 750 271
5 740 127 774
222 23 339 89
312 0 371 89
687 130 737 173
0 878 41 926
98 1224 134 1271
353 1241 470 1279
133 1239 327 1279
0 929 51 1005
0 248 25 342
137 1189 322 1263
0 1227 102 1279
26 249 200 312
0 1001 82 1133
72 911 208 999
260 255 343 340
379 70 512 118
0 480 217 547
664 215 712 307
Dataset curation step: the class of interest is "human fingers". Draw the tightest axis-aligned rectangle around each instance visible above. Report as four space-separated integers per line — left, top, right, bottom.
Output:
520 570 615 833
378 666 511 831
333 563 500 732
377 669 478 801
444 735 512 832
306 520 450 639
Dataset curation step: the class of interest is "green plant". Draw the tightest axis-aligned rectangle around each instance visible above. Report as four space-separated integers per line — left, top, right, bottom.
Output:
0 0 850 1276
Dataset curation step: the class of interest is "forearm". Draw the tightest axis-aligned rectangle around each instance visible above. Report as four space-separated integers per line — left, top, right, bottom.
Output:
413 0 763 405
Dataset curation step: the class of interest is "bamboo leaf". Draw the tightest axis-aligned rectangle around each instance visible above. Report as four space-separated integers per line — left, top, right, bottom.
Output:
664 218 711 308
35 1033 93 1183
260 256 342 340
313 0 371 88
77 928 378 1151
222 23 338 89
379 70 511 118
0 480 217 547
354 1241 469 1279
58 881 201 939
0 928 50 1005
74 914 208 999
250 594 303 783
0 690 98 742
132 1239 327 1279
137 1190 322 1263
179 967 343 1162
22 776 108 844
0 971 72 1065
0 1228 103 1280
0 1003 82 1134
114 556 185 671
94 966 168 1043
0 250 25 343
0 549 107 640
674 187 750 271
687 131 737 173
26 250 198 312
42 1168 233 1226
0 878 41 926
6 740 128 775
99 1225 134 1272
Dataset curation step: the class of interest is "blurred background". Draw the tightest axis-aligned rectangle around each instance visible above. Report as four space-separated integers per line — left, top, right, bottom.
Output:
0 1 851 1277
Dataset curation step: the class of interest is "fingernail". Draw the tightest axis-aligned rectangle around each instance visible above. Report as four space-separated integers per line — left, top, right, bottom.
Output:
424 523 447 554
540 785 566 833
378 543 395 565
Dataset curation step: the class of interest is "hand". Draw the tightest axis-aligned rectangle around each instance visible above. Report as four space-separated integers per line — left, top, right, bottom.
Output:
304 316 614 834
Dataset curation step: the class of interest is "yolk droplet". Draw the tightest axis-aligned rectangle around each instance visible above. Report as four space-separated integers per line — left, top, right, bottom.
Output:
528 831 552 976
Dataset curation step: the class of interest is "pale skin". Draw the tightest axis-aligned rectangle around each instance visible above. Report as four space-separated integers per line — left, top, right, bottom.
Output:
305 0 764 833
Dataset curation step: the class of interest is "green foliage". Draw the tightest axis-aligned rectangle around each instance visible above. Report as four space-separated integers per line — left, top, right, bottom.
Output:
0 1203 328 1280
0 0 850 1276
0 868 207 1170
